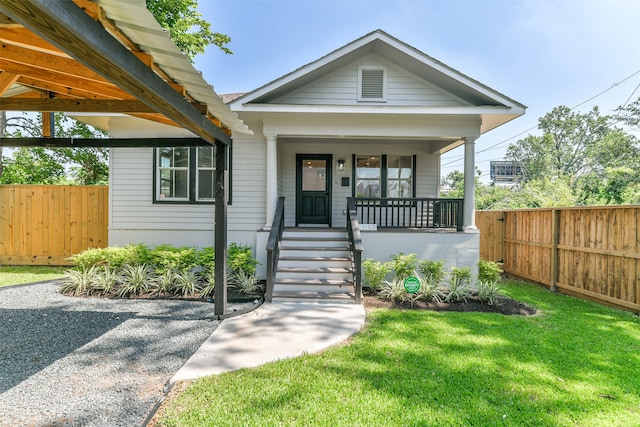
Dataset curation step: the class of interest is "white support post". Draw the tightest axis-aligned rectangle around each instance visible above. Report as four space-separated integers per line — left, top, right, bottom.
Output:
265 134 278 228
463 137 478 232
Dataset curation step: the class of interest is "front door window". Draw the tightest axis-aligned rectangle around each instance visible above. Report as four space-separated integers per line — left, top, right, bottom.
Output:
296 155 332 226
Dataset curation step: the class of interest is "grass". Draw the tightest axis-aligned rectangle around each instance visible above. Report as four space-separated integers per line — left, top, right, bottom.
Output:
0 265 67 288
156 280 640 427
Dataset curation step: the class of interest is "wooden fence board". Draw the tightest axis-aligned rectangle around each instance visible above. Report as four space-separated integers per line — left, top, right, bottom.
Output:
477 206 640 314
0 185 108 266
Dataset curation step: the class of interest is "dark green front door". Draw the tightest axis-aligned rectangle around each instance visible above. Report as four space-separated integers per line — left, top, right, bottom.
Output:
296 154 332 226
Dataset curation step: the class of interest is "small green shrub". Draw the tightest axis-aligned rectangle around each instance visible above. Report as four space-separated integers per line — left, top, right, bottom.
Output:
389 253 417 281
475 280 502 305
151 269 178 296
117 264 155 297
200 266 215 298
378 279 408 303
68 244 152 269
478 259 503 282
416 272 445 303
94 266 121 296
362 259 390 292
151 245 199 273
418 260 446 284
195 247 215 268
65 243 259 299
451 266 472 285
444 276 472 303
173 269 202 297
229 269 260 294
227 243 259 275
61 266 99 296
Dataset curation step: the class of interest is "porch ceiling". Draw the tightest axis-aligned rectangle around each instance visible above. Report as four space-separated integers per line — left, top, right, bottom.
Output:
0 0 250 145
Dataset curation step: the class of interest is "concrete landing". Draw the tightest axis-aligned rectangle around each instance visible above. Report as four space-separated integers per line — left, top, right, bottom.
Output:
170 298 366 384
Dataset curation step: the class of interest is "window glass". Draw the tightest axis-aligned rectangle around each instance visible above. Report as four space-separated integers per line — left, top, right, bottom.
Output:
356 155 381 198
387 155 412 198
198 169 214 200
196 146 215 200
157 148 189 200
197 146 214 168
301 159 326 191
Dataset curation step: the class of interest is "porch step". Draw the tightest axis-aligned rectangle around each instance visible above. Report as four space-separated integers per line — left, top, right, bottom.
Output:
271 291 354 301
272 228 355 302
278 256 352 268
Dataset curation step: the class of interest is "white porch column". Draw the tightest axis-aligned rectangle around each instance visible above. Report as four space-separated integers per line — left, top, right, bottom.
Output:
264 134 278 228
463 137 478 232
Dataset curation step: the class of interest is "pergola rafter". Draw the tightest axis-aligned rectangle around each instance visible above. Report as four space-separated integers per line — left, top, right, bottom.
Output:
0 0 244 316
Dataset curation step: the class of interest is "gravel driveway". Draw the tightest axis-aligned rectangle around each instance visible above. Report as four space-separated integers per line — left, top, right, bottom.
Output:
0 280 244 427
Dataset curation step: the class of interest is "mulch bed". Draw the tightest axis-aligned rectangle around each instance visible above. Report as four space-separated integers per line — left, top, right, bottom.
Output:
363 294 537 316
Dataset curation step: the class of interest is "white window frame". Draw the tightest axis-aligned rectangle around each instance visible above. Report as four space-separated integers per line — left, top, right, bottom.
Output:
156 147 190 202
196 146 215 202
154 147 217 204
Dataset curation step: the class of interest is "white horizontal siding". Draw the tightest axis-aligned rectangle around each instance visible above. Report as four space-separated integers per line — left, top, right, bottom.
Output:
110 148 215 234
110 136 268 245
228 131 266 231
276 53 466 107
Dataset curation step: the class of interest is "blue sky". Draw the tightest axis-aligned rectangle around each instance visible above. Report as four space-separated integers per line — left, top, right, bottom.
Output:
193 0 640 180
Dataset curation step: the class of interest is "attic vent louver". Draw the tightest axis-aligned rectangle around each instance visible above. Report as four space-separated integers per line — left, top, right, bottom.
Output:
358 65 387 101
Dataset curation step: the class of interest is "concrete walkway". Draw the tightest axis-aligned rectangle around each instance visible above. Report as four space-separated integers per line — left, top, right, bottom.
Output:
170 298 366 383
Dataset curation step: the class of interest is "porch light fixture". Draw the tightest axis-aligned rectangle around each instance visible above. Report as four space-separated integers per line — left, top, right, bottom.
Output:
337 159 346 171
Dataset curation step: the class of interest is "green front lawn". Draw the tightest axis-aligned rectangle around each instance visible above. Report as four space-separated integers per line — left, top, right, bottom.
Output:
156 280 640 426
0 266 67 287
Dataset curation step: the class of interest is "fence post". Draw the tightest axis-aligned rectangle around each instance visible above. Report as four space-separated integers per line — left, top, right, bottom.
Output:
550 209 560 292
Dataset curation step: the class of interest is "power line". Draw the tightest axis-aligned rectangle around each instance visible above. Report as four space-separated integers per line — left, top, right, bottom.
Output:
441 69 640 169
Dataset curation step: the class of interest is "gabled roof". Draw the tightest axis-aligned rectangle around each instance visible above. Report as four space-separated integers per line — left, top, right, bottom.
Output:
230 30 525 133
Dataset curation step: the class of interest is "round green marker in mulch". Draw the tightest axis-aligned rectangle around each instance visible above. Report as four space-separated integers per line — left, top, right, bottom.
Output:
403 276 420 293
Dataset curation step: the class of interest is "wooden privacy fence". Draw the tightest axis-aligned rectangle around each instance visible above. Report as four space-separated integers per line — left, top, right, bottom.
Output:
0 185 108 265
477 206 640 313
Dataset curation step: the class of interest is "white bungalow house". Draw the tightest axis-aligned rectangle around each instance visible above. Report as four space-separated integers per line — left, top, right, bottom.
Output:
103 30 525 301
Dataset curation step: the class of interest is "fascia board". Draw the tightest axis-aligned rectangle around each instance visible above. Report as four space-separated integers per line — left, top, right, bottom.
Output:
232 103 523 116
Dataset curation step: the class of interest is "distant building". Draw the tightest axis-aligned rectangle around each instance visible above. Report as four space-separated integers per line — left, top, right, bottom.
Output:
490 161 523 183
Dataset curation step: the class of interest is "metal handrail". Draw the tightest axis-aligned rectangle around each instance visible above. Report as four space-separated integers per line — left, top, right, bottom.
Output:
346 198 363 304
265 197 285 303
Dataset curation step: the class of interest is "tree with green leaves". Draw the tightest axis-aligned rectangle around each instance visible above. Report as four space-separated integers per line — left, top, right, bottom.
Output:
506 106 612 184
486 101 640 207
1 113 108 185
615 96 640 129
146 0 232 60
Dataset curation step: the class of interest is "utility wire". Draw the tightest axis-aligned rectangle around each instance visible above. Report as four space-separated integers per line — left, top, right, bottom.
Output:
441 69 640 169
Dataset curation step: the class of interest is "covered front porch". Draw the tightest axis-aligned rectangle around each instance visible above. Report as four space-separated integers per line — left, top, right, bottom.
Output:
261 136 479 233
257 134 481 304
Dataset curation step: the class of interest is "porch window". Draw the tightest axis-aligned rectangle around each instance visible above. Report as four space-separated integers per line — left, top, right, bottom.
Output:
354 154 415 198
154 146 215 203
355 155 381 198
387 155 413 198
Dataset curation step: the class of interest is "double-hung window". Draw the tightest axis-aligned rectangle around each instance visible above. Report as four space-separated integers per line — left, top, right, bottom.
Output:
354 154 415 198
154 146 216 203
